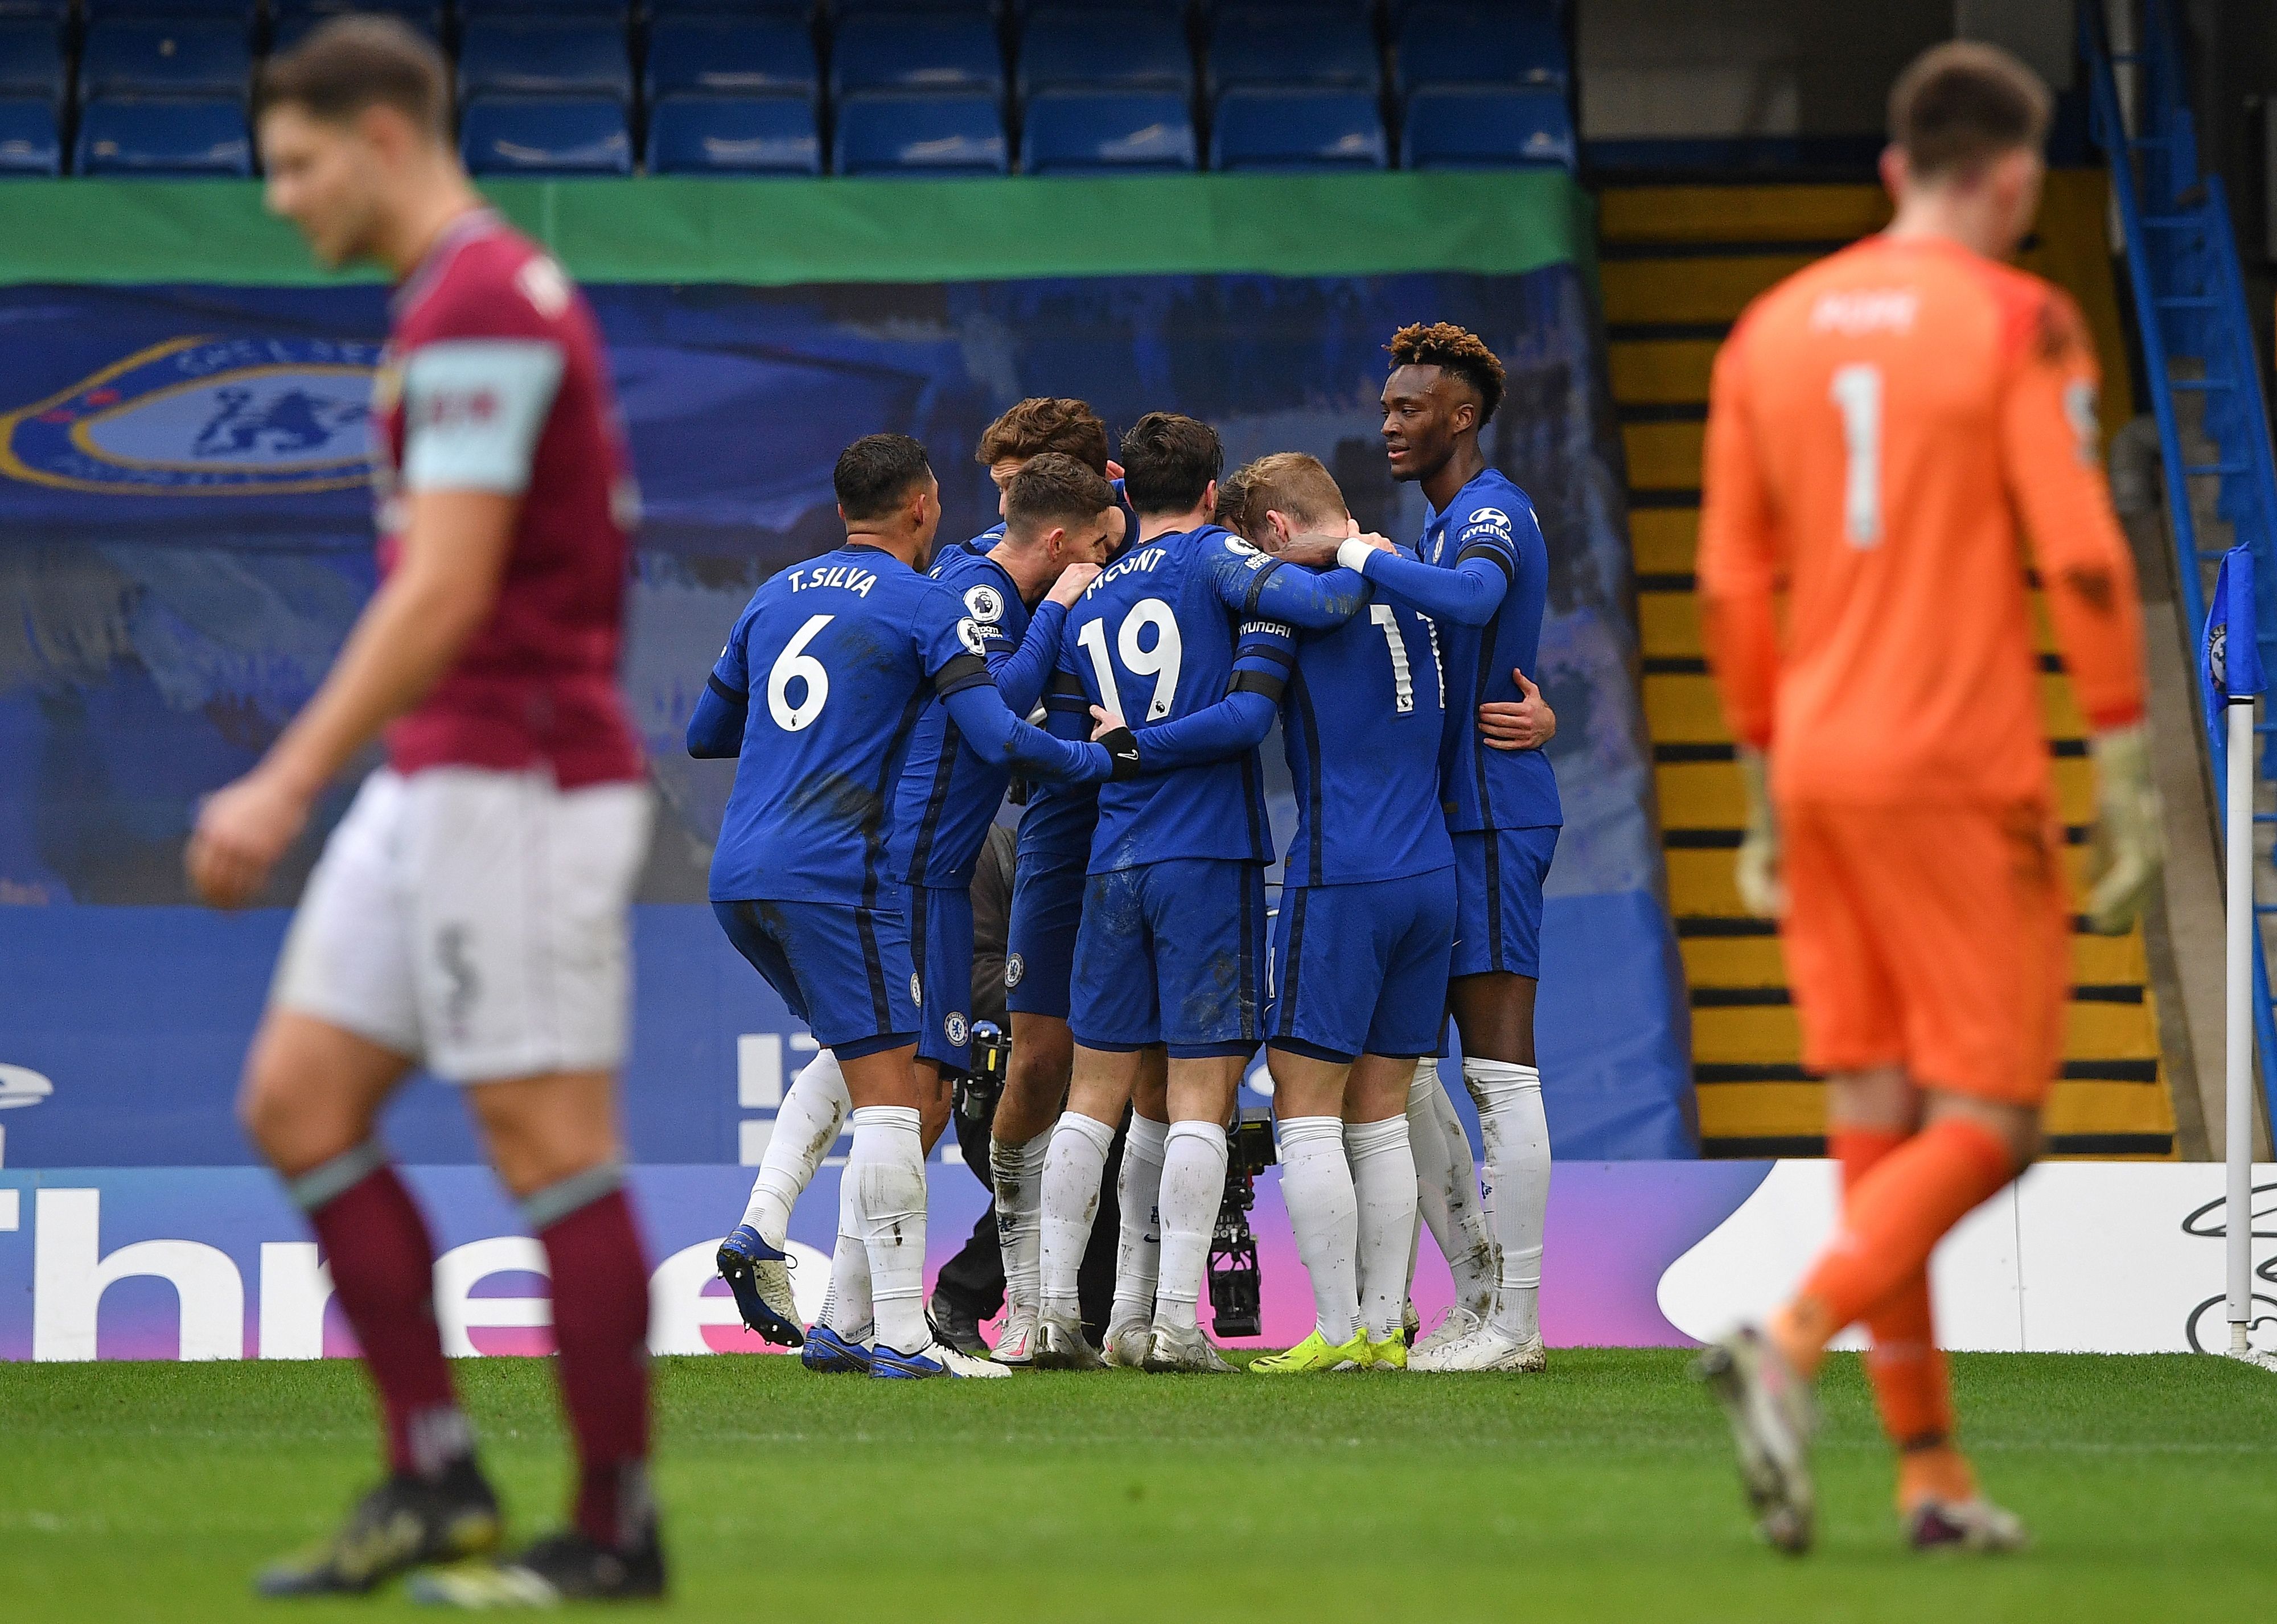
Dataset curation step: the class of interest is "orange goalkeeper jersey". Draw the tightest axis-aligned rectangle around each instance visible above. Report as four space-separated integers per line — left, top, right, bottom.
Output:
1697 232 2147 808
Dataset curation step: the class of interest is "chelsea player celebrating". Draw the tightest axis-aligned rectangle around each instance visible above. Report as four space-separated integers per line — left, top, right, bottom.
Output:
689 434 1136 1379
1031 413 1369 1372
1293 323 1564 1372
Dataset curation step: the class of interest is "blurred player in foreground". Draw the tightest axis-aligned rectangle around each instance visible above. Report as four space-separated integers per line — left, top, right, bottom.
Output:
1693 40 2162 1554
689 434 1131 1380
187 18 663 1604
1230 454 1448 1374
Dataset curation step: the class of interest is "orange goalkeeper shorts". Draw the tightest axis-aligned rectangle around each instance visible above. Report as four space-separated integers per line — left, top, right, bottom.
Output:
1779 799 2070 1107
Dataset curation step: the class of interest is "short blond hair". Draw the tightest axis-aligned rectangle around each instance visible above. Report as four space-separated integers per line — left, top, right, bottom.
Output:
1241 452 1347 532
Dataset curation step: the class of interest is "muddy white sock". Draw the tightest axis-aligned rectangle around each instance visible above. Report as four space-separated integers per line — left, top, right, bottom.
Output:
1111 1114 1168 1328
1153 1121 1230 1335
991 1129 1051 1319
1276 1116 1358 1343
849 1104 928 1352
1465 1059 1548 1343
1038 1111 1115 1319
1345 1114 1418 1341
739 1049 849 1247
1410 1058 1496 1318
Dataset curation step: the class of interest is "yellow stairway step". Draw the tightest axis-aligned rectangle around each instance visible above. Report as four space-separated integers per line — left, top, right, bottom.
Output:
1682 934 1789 988
1638 589 1701 657
1693 1004 1801 1064
1601 253 1820 327
1629 508 1698 574
1656 761 1745 829
2044 1079 2175 1138
1609 338 1719 404
1643 672 1731 743
1697 1082 1823 1140
1600 184 1890 246
1667 846 1745 915
1622 420 1706 491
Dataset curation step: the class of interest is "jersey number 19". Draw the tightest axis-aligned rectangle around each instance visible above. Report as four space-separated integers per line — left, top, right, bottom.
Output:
1076 598 1183 721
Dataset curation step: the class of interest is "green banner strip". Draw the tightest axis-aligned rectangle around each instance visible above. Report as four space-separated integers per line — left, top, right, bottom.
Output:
0 170 1590 286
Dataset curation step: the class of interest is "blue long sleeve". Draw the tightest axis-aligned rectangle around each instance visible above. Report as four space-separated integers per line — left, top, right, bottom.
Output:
1207 545 1368 631
944 682 1110 782
989 598 1066 716
686 677 746 758
1125 690 1279 772
1356 548 1507 627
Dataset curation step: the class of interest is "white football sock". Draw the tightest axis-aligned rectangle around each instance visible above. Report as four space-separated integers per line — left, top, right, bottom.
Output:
1153 1120 1229 1335
990 1129 1051 1319
1276 1116 1358 1344
1409 1059 1497 1317
821 1171 872 1341
1111 1113 1168 1329
738 1049 849 1246
1038 1112 1116 1319
1465 1058 1549 1343
1345 1115 1418 1342
849 1104 929 1352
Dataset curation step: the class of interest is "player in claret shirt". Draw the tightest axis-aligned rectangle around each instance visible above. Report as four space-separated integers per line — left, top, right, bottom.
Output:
689 434 1134 1383
1030 413 1370 1373
188 18 660 1605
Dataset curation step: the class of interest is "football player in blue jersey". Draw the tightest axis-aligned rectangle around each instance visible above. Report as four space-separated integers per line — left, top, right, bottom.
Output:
713 449 1118 1359
1302 323 1564 1372
1030 413 1370 1372
1224 454 1450 1376
687 434 1137 1380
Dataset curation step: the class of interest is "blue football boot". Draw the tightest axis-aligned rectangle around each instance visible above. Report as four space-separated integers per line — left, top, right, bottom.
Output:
871 1342 1012 1380
716 1224 803 1348
800 1325 874 1374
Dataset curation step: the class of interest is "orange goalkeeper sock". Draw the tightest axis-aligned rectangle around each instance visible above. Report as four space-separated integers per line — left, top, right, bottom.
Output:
1830 1128 1959 1453
1772 1117 2013 1378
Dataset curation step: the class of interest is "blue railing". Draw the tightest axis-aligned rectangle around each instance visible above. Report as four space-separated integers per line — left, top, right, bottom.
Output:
2085 0 2277 1129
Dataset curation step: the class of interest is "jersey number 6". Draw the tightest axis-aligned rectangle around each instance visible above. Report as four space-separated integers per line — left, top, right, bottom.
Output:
768 613 833 731
1076 598 1183 721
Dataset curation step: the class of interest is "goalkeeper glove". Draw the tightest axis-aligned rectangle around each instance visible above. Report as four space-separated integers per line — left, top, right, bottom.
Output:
2085 722 2164 935
1733 745 1786 920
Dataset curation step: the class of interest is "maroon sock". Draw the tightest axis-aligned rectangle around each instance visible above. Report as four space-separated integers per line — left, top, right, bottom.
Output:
292 1146 467 1479
529 1172 652 1549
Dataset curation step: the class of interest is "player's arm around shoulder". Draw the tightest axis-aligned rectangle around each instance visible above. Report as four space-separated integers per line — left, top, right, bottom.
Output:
914 581 1121 783
1207 529 1367 630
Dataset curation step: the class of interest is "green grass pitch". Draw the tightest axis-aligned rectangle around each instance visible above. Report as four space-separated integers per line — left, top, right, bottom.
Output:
2 1350 2274 1621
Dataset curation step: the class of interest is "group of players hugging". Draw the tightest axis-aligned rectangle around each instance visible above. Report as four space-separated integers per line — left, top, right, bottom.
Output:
701 333 1564 1387
190 15 2144 1599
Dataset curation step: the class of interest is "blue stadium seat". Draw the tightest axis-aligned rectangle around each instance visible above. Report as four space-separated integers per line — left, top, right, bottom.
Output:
648 1 812 14
1210 85 1384 170
648 92 820 172
0 1 65 18
833 90 1005 175
831 13 1003 99
1394 2 1565 93
82 1 250 18
459 95 632 174
76 96 250 174
646 17 816 101
0 94 58 171
833 0 996 14
1018 7 1190 97
80 20 250 98
459 1 626 14
1021 87 1193 174
1207 5 1379 94
0 19 63 101
459 19 632 102
1401 83 1571 168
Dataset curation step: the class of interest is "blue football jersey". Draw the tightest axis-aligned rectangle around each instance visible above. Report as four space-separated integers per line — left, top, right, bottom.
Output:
707 542 1055 906
1275 561 1456 885
890 537 1061 887
1056 524 1366 873
1418 469 1563 832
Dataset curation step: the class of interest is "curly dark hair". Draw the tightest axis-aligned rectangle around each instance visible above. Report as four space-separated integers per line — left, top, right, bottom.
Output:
1387 322 1506 425
975 397 1112 474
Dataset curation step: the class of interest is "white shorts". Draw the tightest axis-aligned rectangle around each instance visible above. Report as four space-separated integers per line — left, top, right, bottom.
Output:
272 767 653 1083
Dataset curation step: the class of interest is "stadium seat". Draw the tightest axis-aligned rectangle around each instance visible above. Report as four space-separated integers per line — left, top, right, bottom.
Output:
458 1 627 14
1021 88 1194 174
79 20 250 98
0 19 63 101
833 90 1005 175
81 1 249 17
75 95 251 174
833 0 997 14
646 17 817 102
648 92 820 172
459 19 633 103
1207 5 1379 94
1018 7 1190 97
648 0 813 14
1401 83 1571 168
1394 2 1566 94
0 0 65 18
459 95 632 174
831 13 1003 100
1210 85 1384 171
0 94 58 171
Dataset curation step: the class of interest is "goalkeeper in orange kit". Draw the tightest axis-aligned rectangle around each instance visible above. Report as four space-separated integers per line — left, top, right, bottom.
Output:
1692 40 2165 1555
